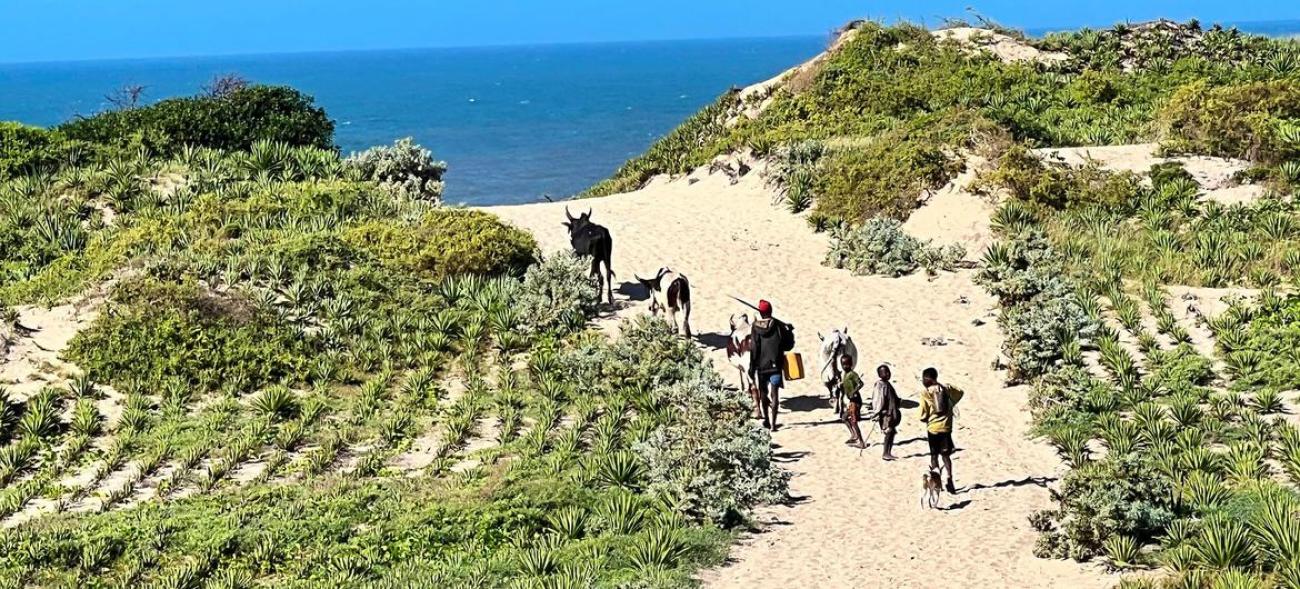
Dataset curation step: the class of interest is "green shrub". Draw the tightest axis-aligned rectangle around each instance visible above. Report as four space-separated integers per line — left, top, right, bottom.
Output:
65 278 306 391
824 217 963 277
58 85 335 155
765 140 827 213
517 251 600 335
977 230 1099 381
0 122 87 179
1034 454 1179 561
1159 79 1300 163
343 208 537 281
344 138 447 203
1226 294 1300 389
810 117 966 224
977 144 1142 211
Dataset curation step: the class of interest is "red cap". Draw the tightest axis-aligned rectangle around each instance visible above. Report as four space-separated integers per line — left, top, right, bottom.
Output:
757 299 773 318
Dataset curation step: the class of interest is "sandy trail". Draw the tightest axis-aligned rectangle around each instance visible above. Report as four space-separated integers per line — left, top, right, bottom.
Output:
484 167 1111 589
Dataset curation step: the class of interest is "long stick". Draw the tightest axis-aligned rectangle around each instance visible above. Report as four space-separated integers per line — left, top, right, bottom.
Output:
729 295 761 312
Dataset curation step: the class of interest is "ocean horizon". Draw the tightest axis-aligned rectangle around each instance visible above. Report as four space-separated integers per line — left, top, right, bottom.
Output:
3 19 1298 205
0 36 826 205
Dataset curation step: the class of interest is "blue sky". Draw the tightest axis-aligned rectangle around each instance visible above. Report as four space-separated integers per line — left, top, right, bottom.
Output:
4 0 1298 63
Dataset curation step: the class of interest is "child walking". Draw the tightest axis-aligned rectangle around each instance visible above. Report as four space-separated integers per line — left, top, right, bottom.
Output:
839 355 866 449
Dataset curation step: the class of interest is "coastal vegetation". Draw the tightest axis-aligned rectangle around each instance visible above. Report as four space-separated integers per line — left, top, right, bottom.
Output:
586 20 1300 228
0 84 786 587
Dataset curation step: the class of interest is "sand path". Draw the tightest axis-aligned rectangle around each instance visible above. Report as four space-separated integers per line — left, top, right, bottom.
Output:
484 167 1111 588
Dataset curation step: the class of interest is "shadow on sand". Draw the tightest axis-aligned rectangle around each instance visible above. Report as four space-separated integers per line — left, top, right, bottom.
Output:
695 331 732 351
782 394 830 413
964 476 1056 492
615 281 650 302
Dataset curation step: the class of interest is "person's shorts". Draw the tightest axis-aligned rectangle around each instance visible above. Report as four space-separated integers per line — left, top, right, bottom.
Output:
760 373 783 391
847 393 863 406
927 431 955 456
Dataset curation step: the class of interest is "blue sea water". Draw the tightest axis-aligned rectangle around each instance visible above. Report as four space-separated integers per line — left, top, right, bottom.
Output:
0 37 825 205
4 21 1298 205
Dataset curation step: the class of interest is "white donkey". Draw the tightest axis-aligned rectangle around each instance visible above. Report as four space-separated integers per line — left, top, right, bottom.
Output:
727 313 758 417
818 328 859 417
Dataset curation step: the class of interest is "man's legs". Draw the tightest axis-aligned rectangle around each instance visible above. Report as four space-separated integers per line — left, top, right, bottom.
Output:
757 375 773 429
942 434 956 492
768 375 782 430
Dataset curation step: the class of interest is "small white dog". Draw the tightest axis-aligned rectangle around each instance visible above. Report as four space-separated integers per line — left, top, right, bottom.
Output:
920 469 943 510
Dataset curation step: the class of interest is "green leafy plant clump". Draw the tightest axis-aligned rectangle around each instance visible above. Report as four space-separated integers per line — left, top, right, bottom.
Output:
58 85 336 156
344 138 448 203
343 208 538 282
516 251 601 335
65 278 308 392
1159 79 1300 163
0 123 89 180
824 217 964 277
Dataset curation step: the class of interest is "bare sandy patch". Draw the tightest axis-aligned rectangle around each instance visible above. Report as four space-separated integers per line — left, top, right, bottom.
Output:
903 160 997 256
933 27 1068 64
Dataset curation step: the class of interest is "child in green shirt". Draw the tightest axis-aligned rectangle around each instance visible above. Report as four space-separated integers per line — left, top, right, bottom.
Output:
839 355 866 449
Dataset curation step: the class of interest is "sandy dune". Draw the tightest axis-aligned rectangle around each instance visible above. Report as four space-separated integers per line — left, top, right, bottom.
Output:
484 167 1111 588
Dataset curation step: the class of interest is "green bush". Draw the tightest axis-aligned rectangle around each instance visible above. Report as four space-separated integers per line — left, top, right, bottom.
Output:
1034 454 1179 561
65 278 307 391
344 138 447 203
977 230 1099 381
1159 79 1300 163
824 217 963 277
343 208 537 281
977 144 1142 212
569 317 789 526
1225 295 1300 389
0 122 87 179
639 376 790 526
517 251 600 335
810 116 967 224
58 85 335 155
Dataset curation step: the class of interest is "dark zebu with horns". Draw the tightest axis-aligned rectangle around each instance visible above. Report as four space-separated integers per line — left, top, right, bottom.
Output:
636 267 692 337
563 207 614 304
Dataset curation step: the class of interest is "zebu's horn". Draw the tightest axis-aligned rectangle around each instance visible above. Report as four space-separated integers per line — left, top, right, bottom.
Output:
564 206 575 222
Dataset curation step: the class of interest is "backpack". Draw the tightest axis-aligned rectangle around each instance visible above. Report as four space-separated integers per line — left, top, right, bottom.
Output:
933 384 964 416
779 321 796 352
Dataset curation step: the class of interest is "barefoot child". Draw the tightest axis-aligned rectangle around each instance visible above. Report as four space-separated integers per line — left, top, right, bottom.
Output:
839 355 866 449
869 364 901 460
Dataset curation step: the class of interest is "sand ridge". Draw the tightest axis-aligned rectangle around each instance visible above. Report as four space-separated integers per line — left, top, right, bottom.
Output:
483 166 1111 588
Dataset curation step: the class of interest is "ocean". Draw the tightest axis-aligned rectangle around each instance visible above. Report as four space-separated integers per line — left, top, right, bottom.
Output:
3 21 1298 205
0 37 825 205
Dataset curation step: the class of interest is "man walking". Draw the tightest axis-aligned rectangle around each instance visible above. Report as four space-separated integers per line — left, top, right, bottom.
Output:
749 299 794 431
919 367 963 493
